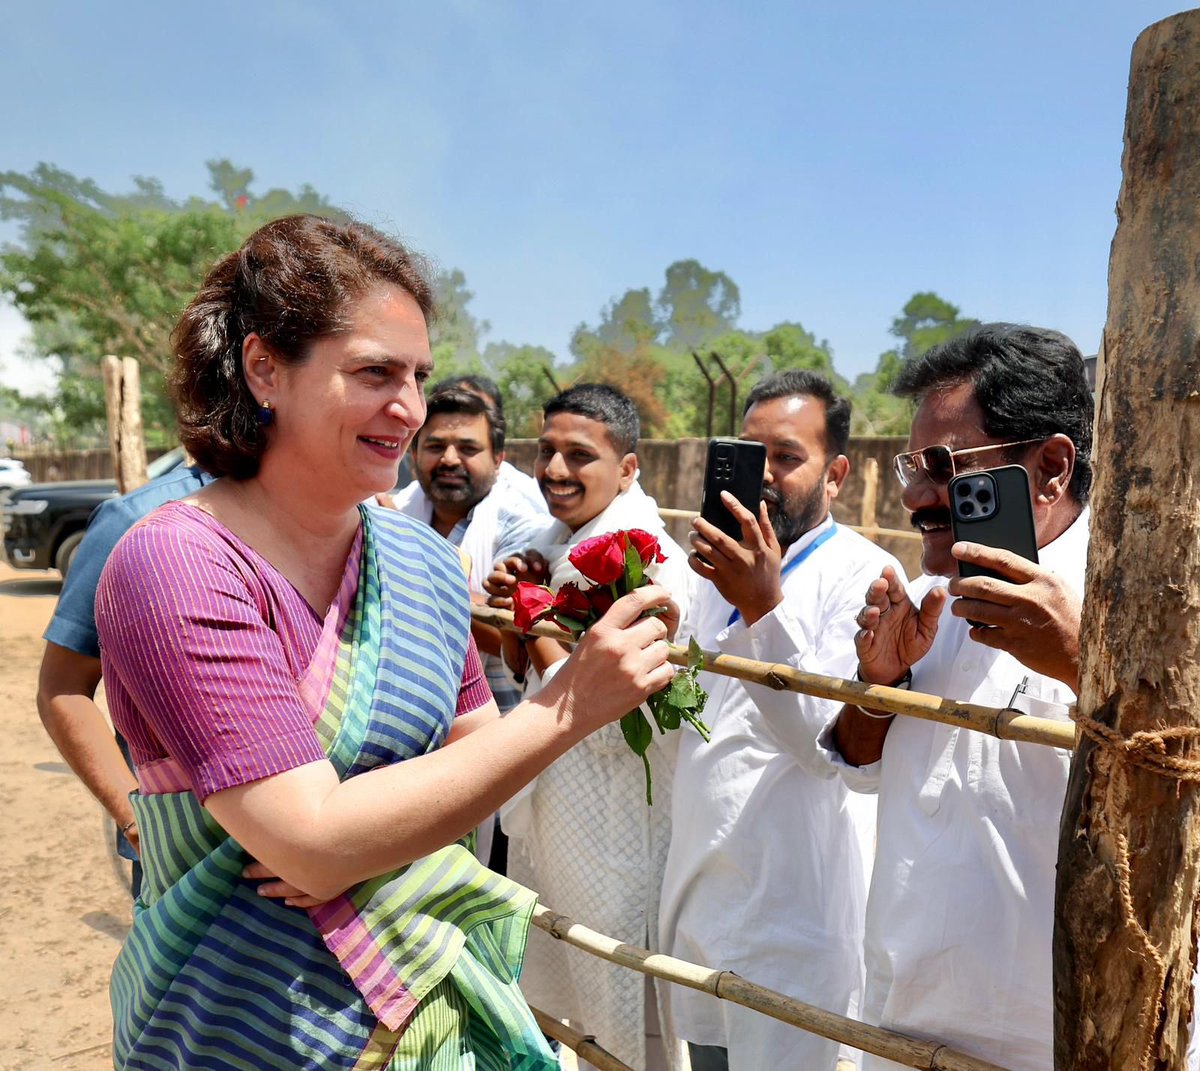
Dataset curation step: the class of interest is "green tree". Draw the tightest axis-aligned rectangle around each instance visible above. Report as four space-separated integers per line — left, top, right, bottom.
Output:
429 268 489 379
0 161 343 445
483 341 560 439
656 259 740 351
849 292 976 435
887 291 977 365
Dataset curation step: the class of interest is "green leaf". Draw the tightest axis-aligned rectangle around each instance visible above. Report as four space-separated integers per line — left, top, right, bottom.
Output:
621 708 656 806
620 708 653 756
624 540 644 590
552 614 587 634
688 635 705 672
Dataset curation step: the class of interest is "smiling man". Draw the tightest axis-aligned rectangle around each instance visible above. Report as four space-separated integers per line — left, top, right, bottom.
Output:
806 324 1092 1071
658 370 905 1071
483 383 691 1070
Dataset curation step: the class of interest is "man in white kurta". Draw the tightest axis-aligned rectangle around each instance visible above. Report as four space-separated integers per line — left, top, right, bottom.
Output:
660 370 904 1070
803 324 1095 1070
484 384 692 1071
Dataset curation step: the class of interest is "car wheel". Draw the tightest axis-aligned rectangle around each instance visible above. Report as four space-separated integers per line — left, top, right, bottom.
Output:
55 530 85 577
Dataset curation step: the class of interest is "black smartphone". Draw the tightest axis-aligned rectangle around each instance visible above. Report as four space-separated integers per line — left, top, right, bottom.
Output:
949 464 1039 585
700 438 767 542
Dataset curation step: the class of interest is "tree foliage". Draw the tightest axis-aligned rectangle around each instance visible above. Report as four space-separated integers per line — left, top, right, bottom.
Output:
0 161 347 444
0 159 974 451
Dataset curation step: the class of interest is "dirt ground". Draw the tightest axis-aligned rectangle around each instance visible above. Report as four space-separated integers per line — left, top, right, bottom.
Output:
0 560 129 1071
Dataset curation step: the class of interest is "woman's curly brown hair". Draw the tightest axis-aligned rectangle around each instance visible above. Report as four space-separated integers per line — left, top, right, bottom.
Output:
170 214 435 479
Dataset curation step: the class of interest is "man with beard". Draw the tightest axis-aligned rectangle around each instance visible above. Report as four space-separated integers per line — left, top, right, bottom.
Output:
388 385 546 867
658 370 905 1071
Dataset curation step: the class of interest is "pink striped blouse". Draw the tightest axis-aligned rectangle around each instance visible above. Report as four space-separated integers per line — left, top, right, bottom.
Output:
95 502 491 801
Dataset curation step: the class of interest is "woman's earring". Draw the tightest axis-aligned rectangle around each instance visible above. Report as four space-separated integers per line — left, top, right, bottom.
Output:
257 399 274 426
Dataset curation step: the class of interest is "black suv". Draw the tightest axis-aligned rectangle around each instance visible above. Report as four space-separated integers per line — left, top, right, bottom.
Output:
2 449 184 576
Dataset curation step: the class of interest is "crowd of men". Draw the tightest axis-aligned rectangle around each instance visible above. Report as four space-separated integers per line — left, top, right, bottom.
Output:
38 322 1100 1071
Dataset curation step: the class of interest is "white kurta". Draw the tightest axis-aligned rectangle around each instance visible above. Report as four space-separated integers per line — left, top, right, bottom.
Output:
500 483 693 1071
660 517 905 1069
805 508 1090 1071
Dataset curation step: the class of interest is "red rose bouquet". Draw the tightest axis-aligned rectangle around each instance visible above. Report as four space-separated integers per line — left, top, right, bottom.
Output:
511 529 710 804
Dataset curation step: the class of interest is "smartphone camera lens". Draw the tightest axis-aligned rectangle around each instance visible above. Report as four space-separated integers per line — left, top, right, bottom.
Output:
977 488 992 505
956 483 971 497
960 501 975 517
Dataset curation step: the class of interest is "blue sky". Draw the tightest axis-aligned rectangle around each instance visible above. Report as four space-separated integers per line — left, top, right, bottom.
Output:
0 1 1186 391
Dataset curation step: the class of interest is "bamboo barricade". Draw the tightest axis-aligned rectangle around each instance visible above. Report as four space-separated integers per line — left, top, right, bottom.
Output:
655 506 924 543
531 905 1012 1071
469 606 1077 751
528 1007 633 1071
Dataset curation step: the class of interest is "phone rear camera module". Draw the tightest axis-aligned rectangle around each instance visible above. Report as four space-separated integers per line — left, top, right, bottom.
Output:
952 473 998 521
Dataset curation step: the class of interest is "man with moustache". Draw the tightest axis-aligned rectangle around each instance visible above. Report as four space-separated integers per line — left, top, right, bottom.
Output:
750 326 1091 1070
484 383 691 1071
658 370 905 1071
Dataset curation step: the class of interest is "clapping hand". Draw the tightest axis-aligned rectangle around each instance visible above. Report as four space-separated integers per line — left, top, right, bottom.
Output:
853 565 946 685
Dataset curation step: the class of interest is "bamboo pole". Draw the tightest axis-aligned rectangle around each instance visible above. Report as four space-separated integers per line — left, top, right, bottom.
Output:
1054 11 1200 1070
470 607 1076 751
528 1008 633 1071
531 905 1012 1071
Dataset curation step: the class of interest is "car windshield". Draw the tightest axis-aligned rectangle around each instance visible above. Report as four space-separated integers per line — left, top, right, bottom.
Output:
146 447 185 481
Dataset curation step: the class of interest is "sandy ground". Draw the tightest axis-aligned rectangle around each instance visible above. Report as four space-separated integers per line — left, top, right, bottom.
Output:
0 561 129 1071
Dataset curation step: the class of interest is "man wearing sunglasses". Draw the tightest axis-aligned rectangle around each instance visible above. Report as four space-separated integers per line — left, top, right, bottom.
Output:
808 323 1090 1070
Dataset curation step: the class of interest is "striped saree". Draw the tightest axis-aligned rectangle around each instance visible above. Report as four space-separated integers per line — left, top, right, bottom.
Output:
111 508 554 1070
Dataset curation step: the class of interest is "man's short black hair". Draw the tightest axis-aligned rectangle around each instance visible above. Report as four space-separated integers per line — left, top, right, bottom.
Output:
892 322 1093 502
743 369 852 457
542 383 640 456
433 374 503 418
420 386 506 455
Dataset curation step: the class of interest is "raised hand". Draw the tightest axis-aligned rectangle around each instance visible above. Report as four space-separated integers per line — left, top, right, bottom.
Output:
853 565 946 685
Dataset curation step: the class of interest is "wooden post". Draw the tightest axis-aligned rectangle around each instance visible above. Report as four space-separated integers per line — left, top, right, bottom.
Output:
1054 12 1200 1070
859 456 879 541
100 355 147 494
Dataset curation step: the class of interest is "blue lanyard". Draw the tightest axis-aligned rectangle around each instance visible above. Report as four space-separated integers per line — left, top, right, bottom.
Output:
727 522 838 626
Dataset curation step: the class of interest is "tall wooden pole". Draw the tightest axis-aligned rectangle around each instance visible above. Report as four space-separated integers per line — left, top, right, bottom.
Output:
1055 12 1200 1070
101 355 147 494
859 456 880 541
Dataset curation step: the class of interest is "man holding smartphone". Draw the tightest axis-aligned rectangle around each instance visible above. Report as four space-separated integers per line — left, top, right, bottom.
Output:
658 370 906 1071
807 324 1090 1070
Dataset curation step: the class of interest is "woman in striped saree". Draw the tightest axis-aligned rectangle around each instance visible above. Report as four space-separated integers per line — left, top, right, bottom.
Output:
94 215 675 1070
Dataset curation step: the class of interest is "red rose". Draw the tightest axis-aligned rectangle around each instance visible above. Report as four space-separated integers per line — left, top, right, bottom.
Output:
586 584 617 618
512 582 556 632
552 582 595 626
626 529 666 566
568 532 628 585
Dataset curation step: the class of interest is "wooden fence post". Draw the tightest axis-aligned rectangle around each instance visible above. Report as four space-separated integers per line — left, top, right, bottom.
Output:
859 456 879 541
101 355 147 494
1054 12 1200 1070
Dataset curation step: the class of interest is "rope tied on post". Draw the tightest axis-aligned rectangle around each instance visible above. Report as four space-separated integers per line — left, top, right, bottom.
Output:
1069 708 1200 1071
